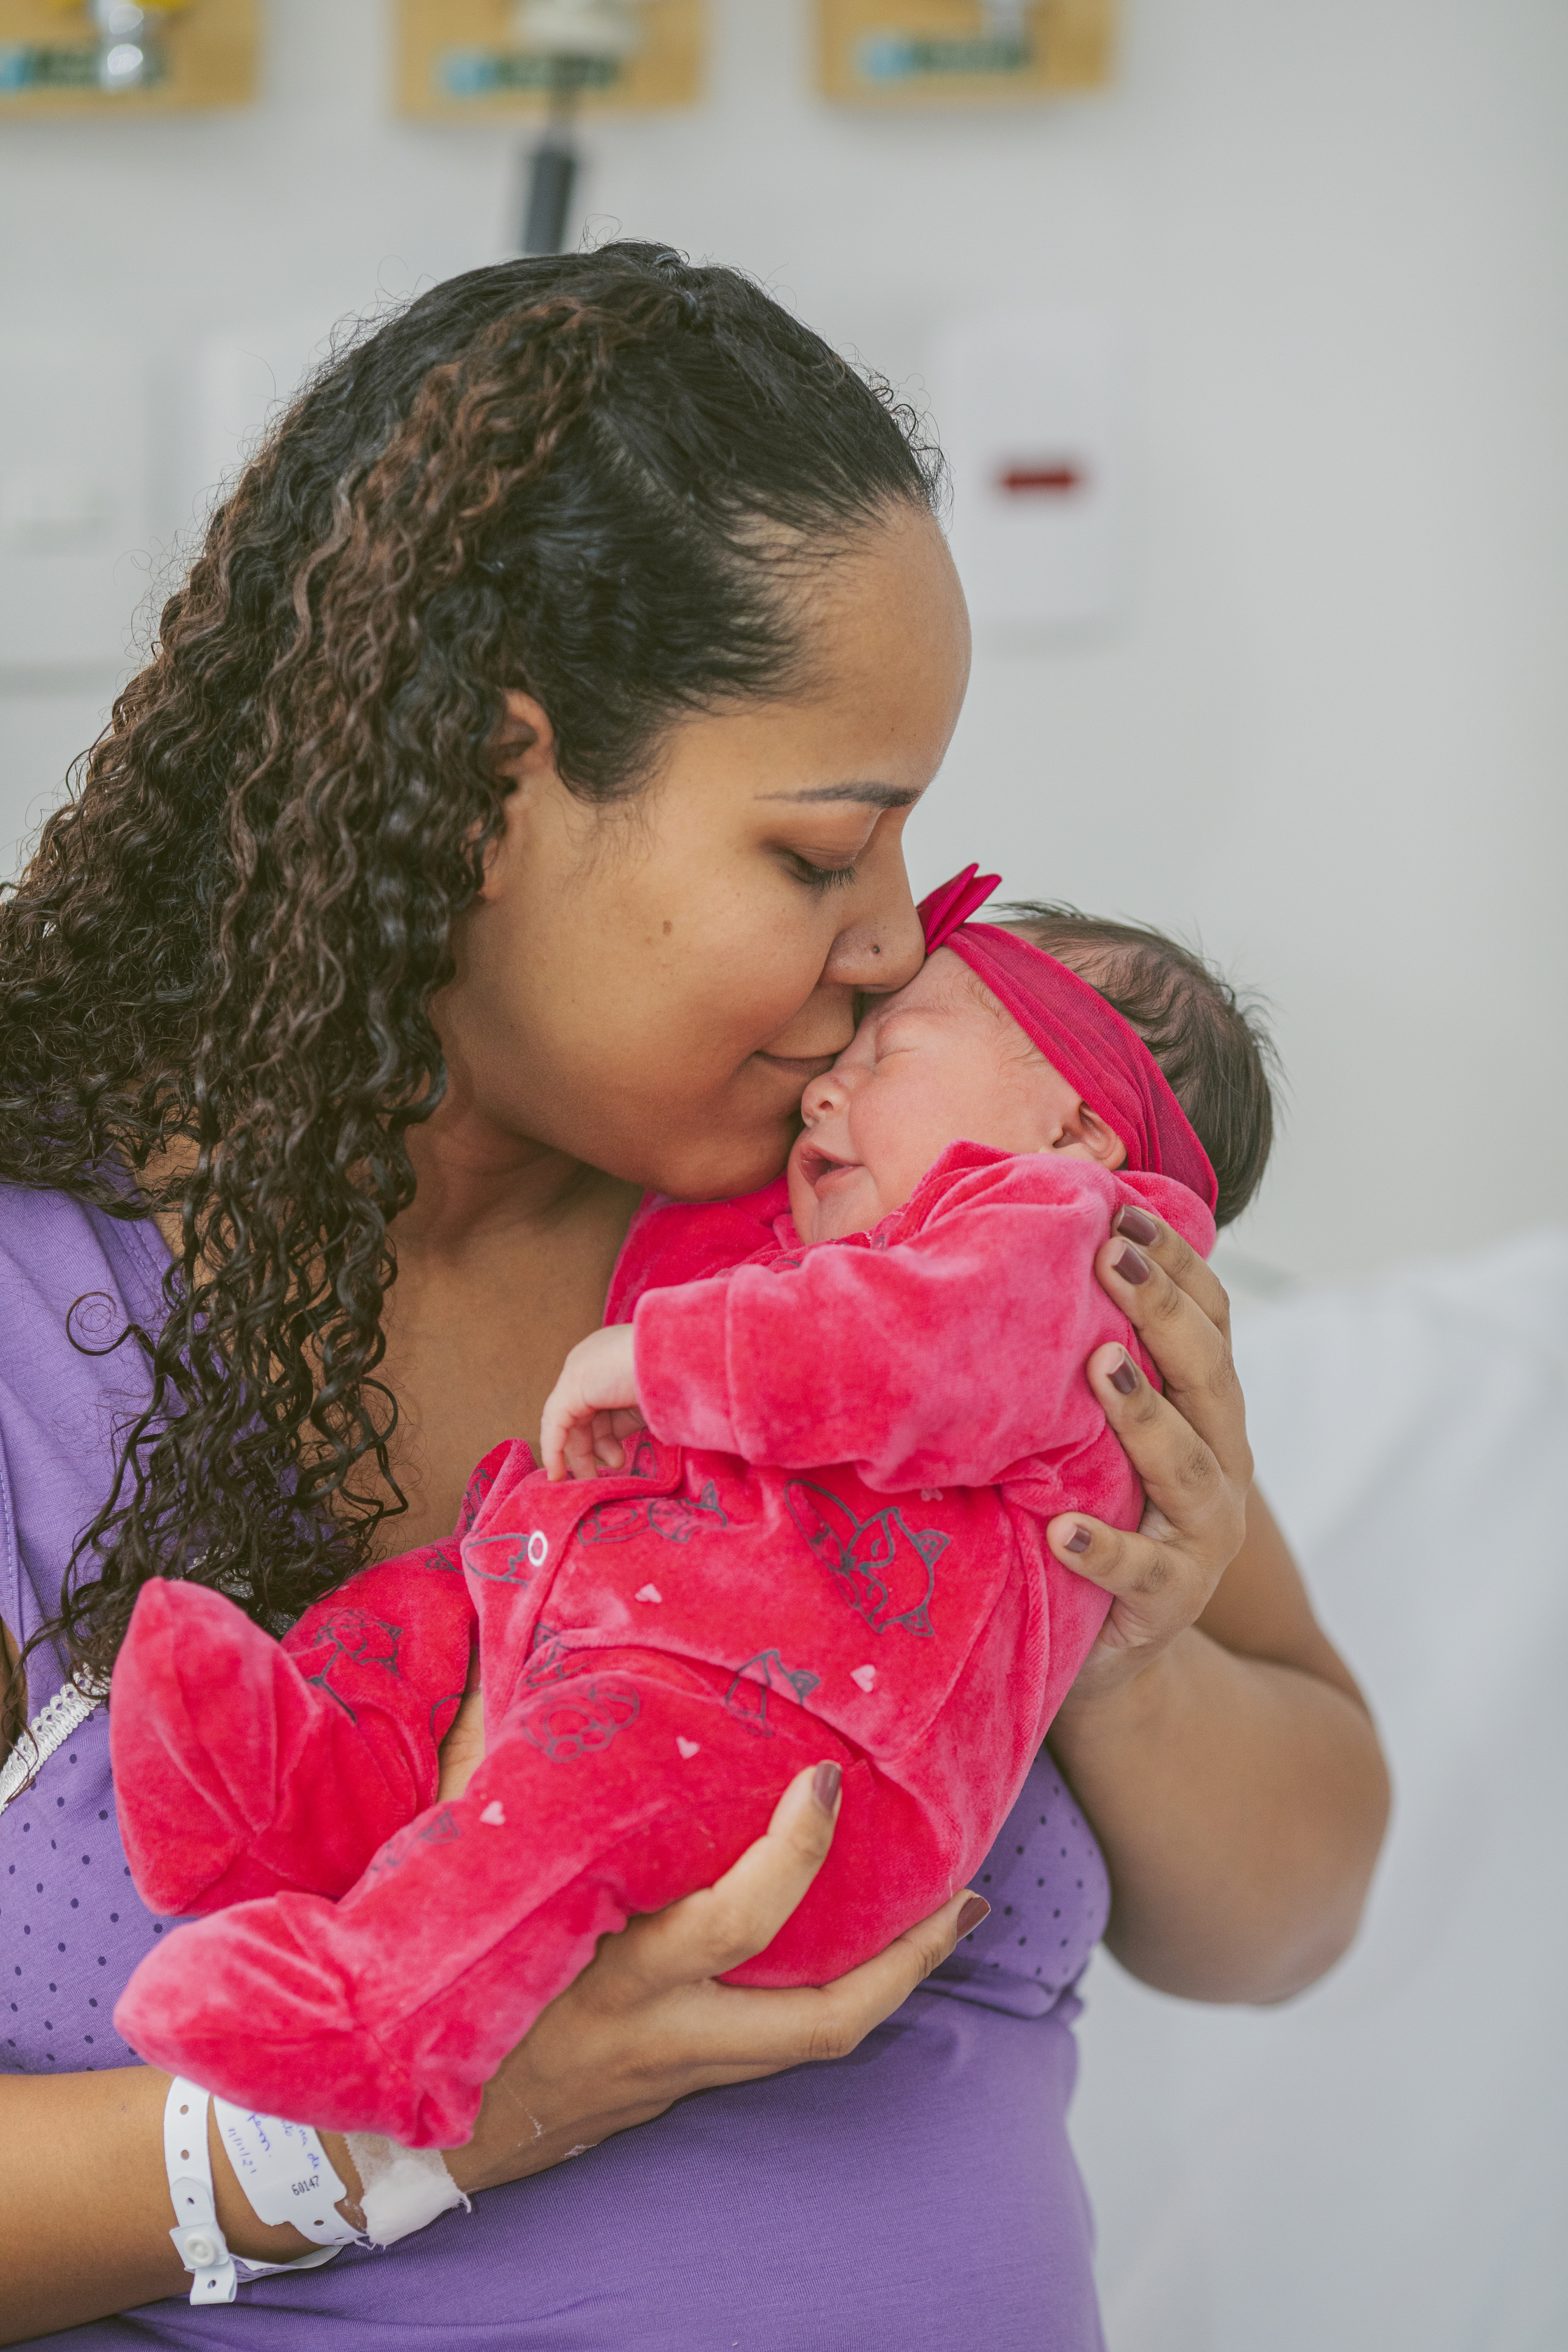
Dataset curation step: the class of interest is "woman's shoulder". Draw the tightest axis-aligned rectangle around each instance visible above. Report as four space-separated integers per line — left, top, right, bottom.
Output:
0 1179 169 1340
0 1182 169 1670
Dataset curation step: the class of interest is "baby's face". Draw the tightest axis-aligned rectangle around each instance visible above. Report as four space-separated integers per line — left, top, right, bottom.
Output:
786 947 1126 1243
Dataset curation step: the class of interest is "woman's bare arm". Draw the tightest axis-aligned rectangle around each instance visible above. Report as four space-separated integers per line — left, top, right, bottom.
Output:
1044 1214 1392 2004
1049 1488 1390 2001
0 1765 977 2344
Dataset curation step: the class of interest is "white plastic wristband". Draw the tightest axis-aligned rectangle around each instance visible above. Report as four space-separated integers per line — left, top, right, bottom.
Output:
163 2080 356 2305
343 2132 470 2246
164 2080 239 2305
211 2098 362 2249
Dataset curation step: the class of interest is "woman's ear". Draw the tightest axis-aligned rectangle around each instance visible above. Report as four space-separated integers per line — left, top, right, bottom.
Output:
491 690 558 780
476 692 562 899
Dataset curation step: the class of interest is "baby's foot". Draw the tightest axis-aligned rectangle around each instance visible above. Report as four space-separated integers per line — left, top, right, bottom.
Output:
112 1555 475 1915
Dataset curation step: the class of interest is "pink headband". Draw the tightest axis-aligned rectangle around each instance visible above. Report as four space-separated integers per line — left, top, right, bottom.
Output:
916 865 1219 1213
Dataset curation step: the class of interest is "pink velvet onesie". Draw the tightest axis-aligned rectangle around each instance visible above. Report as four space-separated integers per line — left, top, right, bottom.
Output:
112 1142 1214 2148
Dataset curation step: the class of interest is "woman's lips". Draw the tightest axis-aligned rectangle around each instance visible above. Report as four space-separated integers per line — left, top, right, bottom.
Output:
752 1049 839 1080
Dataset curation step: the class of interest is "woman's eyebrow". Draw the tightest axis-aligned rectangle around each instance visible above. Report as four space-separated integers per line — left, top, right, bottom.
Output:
755 783 920 809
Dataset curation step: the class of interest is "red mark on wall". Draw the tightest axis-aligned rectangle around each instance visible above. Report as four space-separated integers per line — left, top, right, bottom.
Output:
997 461 1085 495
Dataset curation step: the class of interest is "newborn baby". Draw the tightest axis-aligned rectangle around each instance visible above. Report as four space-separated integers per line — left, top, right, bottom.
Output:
112 872 1273 2148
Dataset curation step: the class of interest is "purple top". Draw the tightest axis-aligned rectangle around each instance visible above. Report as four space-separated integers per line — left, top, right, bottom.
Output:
1 1182 1110 2350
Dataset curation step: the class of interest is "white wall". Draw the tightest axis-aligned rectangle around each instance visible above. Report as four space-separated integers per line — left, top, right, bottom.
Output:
2 0 1564 1278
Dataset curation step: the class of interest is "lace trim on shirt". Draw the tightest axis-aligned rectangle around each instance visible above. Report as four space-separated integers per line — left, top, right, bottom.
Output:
0 1676 102 1819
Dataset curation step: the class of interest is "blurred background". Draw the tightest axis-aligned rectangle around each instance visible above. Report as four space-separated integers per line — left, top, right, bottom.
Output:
1 6 1564 2343
4 0 1565 1282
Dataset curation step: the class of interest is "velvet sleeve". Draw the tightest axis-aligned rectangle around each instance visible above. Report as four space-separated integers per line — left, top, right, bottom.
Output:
632 1155 1198 1494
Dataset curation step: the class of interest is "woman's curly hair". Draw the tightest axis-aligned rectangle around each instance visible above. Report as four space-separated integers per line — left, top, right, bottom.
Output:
0 241 939 1697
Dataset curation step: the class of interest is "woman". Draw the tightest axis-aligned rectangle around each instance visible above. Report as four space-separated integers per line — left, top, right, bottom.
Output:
0 244 1389 2347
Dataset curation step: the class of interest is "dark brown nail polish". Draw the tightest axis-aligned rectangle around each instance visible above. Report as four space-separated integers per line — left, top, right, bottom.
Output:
1113 1244 1151 1285
812 1760 842 1817
956 1895 990 1937
1110 1352 1139 1395
1114 1205 1159 1247
1064 1525 1092 1554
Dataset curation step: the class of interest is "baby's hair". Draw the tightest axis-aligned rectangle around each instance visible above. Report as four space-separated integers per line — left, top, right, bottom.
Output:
996 904 1278 1229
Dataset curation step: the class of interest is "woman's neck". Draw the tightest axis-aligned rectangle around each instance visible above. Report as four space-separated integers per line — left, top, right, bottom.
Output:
141 1109 643 1555
363 1106 640 1548
395 1112 612 1261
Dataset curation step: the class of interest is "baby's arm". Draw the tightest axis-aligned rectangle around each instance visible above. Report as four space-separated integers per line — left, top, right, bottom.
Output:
545 1163 1211 1493
636 1184 1121 1491
554 1160 1184 1493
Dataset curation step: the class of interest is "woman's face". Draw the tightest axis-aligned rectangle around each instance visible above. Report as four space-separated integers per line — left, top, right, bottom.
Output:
437 505 972 1202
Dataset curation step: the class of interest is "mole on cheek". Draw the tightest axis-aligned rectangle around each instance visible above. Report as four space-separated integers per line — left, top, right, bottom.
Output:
662 920 673 936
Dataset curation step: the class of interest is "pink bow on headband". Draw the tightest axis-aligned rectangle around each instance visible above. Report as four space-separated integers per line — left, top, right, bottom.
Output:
916 864 1002 952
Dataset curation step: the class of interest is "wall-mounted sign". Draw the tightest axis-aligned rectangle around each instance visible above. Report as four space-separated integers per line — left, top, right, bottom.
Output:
818 0 1114 108
0 0 257 114
932 309 1126 634
397 0 702 121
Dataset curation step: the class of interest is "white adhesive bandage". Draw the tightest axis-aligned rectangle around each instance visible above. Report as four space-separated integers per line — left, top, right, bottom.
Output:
343 2132 470 2246
163 2080 354 2304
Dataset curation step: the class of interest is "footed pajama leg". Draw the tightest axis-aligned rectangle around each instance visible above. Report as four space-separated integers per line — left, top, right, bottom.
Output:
113 1649 920 2148
111 1559 477 1915
111 1447 510 1916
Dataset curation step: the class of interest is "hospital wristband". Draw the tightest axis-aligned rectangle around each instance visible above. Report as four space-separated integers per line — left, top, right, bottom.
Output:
162 2080 355 2306
210 2096 363 2247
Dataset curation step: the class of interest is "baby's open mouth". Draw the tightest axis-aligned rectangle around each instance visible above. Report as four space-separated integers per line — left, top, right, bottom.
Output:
795 1142 862 1192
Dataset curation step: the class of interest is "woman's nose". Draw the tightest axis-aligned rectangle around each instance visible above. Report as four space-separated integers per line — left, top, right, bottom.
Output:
827 827 926 992
824 884 925 995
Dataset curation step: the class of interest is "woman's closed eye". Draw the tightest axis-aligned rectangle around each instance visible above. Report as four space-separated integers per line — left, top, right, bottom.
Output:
784 851 860 892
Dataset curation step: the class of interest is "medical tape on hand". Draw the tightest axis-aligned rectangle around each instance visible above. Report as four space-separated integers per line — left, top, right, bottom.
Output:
211 2098 363 2246
343 2132 470 2246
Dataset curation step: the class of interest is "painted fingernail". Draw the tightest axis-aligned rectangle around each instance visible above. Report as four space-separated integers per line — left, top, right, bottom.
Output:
812 1761 842 1817
956 1896 990 1938
1109 1351 1139 1396
1064 1525 1092 1554
1114 1205 1159 1246
1113 1243 1151 1285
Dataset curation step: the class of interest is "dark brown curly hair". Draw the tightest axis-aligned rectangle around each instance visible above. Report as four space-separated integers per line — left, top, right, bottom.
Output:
0 241 939 1698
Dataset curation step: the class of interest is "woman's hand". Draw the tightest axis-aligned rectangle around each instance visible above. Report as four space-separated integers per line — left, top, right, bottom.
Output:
0 1770 979 2347
1041 1204 1390 2003
429 1762 984 2193
1046 1202 1252 1707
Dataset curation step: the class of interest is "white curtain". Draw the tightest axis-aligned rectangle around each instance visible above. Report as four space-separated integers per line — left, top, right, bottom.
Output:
1071 1228 1568 2351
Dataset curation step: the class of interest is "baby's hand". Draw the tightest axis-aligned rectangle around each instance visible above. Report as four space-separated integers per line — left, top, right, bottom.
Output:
540 1324 644 1482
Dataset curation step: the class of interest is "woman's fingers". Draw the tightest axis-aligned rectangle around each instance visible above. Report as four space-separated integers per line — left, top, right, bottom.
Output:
1110 1200 1233 1338
1086 1333 1240 1550
456 1773 989 2190
763 1888 984 2065
679 1886 986 2080
1046 1338 1245 1668
1096 1222 1253 1492
614 1762 845 1996
596 1766 986 2078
